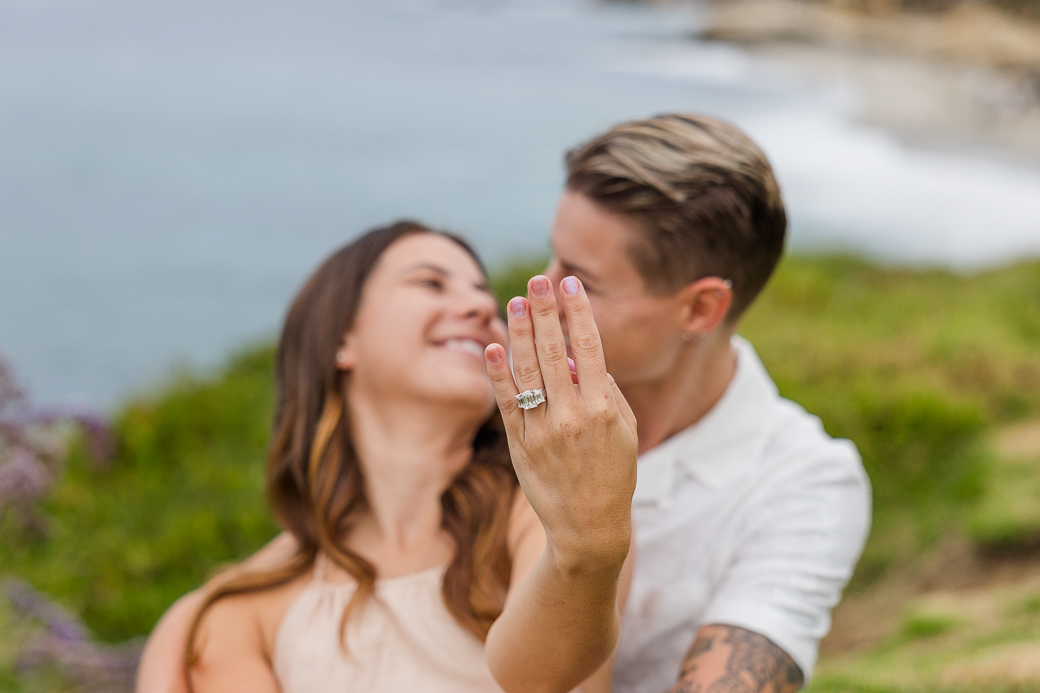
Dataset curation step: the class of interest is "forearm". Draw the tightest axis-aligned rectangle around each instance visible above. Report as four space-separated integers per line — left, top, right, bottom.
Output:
484 275 637 693
667 625 803 693
485 541 627 693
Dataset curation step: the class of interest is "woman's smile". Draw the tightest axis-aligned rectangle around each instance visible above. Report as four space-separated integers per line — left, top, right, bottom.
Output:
436 336 489 362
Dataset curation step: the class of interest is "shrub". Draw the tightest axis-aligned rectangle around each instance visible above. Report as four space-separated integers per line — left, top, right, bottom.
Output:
1 346 278 642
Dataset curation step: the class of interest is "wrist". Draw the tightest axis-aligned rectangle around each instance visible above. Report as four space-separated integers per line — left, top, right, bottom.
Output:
544 518 631 580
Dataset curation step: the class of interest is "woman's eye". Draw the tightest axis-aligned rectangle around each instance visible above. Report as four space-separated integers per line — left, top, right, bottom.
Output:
418 278 444 290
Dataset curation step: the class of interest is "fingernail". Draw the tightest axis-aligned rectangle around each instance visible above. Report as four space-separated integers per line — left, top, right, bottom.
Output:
530 276 550 298
568 357 576 372
562 276 579 295
509 297 527 318
485 345 503 365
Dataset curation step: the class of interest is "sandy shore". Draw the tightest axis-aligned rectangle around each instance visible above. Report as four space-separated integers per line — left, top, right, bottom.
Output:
699 0 1040 161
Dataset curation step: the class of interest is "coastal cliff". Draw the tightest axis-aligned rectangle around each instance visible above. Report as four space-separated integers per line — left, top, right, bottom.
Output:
651 0 1040 158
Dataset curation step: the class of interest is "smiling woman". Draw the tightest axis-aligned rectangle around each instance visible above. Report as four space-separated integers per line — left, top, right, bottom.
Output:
135 221 637 693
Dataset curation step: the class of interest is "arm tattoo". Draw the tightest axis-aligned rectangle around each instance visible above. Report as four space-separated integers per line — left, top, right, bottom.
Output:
667 625 804 693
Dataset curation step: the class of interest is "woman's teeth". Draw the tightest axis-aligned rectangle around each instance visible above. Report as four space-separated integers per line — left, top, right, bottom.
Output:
443 338 485 359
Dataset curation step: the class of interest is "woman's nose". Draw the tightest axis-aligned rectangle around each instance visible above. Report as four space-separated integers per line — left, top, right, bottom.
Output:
459 289 497 322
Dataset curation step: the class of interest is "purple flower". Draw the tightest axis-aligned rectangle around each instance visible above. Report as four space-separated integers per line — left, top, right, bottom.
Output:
0 447 52 512
1 356 132 690
0 355 114 521
5 579 142 693
5 578 90 644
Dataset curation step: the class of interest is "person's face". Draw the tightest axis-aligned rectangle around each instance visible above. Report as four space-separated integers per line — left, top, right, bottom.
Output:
340 234 506 415
545 190 688 388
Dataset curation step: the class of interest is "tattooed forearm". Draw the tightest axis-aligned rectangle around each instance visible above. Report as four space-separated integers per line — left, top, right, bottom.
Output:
678 635 714 680
666 625 803 693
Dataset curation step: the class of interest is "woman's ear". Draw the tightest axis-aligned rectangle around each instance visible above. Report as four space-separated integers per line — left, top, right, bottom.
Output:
335 335 356 371
678 277 733 340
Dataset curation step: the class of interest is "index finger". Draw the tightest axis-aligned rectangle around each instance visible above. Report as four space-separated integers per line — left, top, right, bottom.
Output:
558 276 610 401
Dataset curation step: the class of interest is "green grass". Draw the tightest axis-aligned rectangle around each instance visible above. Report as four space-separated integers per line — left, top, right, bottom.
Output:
3 253 1040 692
743 256 1040 587
899 609 962 639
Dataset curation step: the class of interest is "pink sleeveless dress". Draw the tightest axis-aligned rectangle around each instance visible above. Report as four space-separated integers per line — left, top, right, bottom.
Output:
272 556 506 693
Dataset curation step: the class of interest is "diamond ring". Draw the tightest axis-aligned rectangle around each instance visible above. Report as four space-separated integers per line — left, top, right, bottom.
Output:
515 389 546 410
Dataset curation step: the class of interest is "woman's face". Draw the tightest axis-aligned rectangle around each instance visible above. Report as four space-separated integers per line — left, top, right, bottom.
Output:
339 233 506 414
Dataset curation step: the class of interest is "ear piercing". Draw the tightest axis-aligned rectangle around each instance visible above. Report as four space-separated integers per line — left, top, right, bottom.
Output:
335 351 349 365
689 280 734 340
715 279 733 298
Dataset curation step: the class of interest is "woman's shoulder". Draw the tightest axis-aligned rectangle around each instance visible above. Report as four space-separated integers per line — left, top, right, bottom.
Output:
137 586 298 693
136 533 311 693
137 590 206 693
196 538 312 657
196 576 306 638
181 575 307 693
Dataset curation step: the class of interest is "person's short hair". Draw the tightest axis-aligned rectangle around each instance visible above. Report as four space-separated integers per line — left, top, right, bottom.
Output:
565 113 786 321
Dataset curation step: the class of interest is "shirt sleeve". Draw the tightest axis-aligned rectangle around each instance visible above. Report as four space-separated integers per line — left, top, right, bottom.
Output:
699 437 872 681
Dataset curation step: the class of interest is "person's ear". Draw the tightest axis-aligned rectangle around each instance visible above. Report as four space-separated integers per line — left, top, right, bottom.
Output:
335 334 356 371
677 277 733 341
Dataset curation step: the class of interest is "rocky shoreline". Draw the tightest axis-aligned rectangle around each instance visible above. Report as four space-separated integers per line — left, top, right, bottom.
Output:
696 0 1040 160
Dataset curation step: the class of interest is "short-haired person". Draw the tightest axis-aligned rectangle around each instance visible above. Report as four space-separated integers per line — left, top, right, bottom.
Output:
543 114 871 693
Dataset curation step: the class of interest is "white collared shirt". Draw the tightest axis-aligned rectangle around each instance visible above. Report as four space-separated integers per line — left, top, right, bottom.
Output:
614 337 871 693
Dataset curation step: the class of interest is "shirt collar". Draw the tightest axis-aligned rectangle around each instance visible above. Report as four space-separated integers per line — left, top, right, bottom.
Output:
632 336 780 506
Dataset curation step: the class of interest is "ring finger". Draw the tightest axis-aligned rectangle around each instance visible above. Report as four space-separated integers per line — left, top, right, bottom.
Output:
506 296 545 415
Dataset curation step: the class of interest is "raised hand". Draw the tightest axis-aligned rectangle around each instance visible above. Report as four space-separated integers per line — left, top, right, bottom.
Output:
485 274 637 570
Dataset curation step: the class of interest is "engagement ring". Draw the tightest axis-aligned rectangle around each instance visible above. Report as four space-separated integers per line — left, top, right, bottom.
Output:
515 389 546 410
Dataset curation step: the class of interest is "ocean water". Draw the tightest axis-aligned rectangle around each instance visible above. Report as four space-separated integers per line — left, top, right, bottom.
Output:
1 0 1039 406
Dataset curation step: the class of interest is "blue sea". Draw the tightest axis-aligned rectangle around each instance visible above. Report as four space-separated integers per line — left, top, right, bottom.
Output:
2 0 1039 406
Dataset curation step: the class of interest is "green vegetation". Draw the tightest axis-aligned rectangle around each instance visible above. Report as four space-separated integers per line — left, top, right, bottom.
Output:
1 346 279 642
899 608 962 639
745 256 1040 584
3 254 1040 691
810 579 1040 692
0 596 76 693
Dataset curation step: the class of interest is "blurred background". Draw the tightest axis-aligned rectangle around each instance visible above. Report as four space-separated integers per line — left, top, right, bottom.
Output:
1 0 1039 690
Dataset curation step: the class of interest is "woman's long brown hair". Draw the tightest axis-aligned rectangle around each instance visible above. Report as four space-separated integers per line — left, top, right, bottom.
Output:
183 222 518 681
